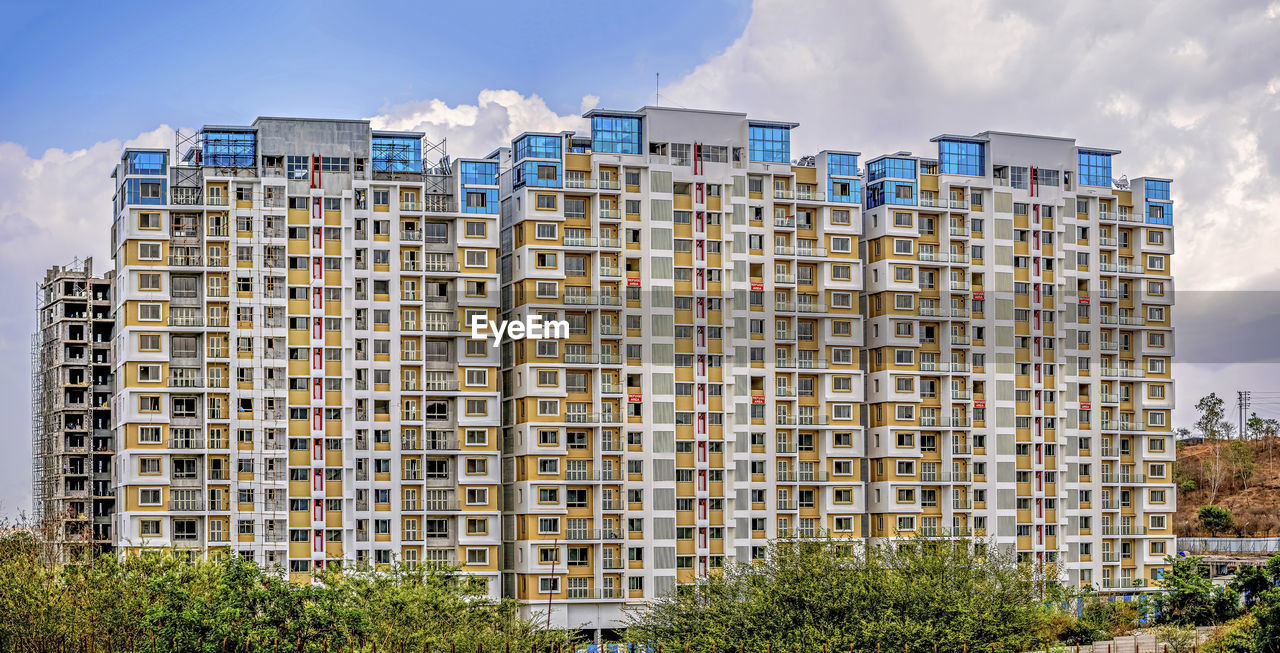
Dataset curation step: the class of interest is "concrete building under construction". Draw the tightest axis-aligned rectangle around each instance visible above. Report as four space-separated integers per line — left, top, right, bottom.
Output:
31 258 116 559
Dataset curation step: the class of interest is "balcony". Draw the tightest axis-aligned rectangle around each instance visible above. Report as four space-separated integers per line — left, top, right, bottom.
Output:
1099 262 1146 274
1100 525 1148 536
1100 367 1145 379
1101 420 1144 432
566 468 623 481
168 255 203 267
422 321 459 333
1099 474 1147 484
774 189 795 200
1100 212 1141 223
564 529 623 541
567 587 624 600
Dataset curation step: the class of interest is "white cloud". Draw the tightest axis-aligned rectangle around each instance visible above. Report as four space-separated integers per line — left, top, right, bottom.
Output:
662 0 1280 296
0 126 170 516
365 90 596 161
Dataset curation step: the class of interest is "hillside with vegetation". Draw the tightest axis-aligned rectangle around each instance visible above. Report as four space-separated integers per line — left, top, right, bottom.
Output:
1175 435 1280 536
1174 393 1280 537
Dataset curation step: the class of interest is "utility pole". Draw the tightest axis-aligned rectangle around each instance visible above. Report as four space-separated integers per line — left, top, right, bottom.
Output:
1239 390 1251 439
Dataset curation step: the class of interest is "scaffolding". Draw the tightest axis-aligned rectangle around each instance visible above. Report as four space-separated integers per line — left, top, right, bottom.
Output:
32 259 115 562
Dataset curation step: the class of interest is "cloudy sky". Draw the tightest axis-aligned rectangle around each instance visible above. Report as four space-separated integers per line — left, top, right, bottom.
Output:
1 0 1278 517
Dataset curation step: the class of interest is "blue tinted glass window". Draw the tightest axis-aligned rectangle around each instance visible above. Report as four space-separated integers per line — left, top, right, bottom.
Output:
1145 180 1170 201
514 160 562 189
826 153 859 177
460 161 498 187
828 177 861 204
125 178 166 205
864 181 913 209
938 140 984 176
371 136 422 172
592 116 643 154
127 151 167 175
462 188 499 214
1147 201 1172 225
1078 150 1112 187
203 131 256 167
867 157 916 182
514 135 562 161
748 125 790 163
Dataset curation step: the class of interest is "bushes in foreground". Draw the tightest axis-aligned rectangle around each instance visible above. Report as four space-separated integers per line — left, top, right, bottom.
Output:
0 531 569 652
624 536 1055 651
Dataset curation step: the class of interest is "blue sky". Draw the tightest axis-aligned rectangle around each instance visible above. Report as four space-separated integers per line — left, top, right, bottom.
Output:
2 0 1279 517
0 0 751 151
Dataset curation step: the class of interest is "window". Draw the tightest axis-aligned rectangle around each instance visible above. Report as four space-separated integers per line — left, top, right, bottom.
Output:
536 194 557 210
137 242 162 260
1078 150 1112 187
748 124 790 163
137 364 162 382
937 139 985 176
138 426 161 443
139 488 162 506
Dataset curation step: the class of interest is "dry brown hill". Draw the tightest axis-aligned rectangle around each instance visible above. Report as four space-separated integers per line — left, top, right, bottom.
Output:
1174 436 1280 536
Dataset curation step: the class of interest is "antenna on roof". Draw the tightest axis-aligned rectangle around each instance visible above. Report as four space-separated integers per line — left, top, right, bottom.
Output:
656 73 660 106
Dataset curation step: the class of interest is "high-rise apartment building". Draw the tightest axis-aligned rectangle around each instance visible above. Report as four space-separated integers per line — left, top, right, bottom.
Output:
109 119 501 593
83 106 1173 634
496 107 864 628
32 259 116 559
861 132 1175 591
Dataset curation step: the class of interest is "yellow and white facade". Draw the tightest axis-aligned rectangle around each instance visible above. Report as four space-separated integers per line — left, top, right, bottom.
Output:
861 131 1176 591
497 107 865 629
110 118 501 594
98 110 1175 633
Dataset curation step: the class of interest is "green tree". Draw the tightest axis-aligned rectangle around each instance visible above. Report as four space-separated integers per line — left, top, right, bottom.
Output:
1155 554 1239 626
1226 440 1257 490
625 536 1052 651
1232 564 1272 608
1200 505 1236 537
0 528 571 653
1156 622 1199 653
1198 393 1233 503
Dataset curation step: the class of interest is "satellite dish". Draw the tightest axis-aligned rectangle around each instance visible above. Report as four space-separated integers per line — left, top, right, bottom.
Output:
1113 175 1129 190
